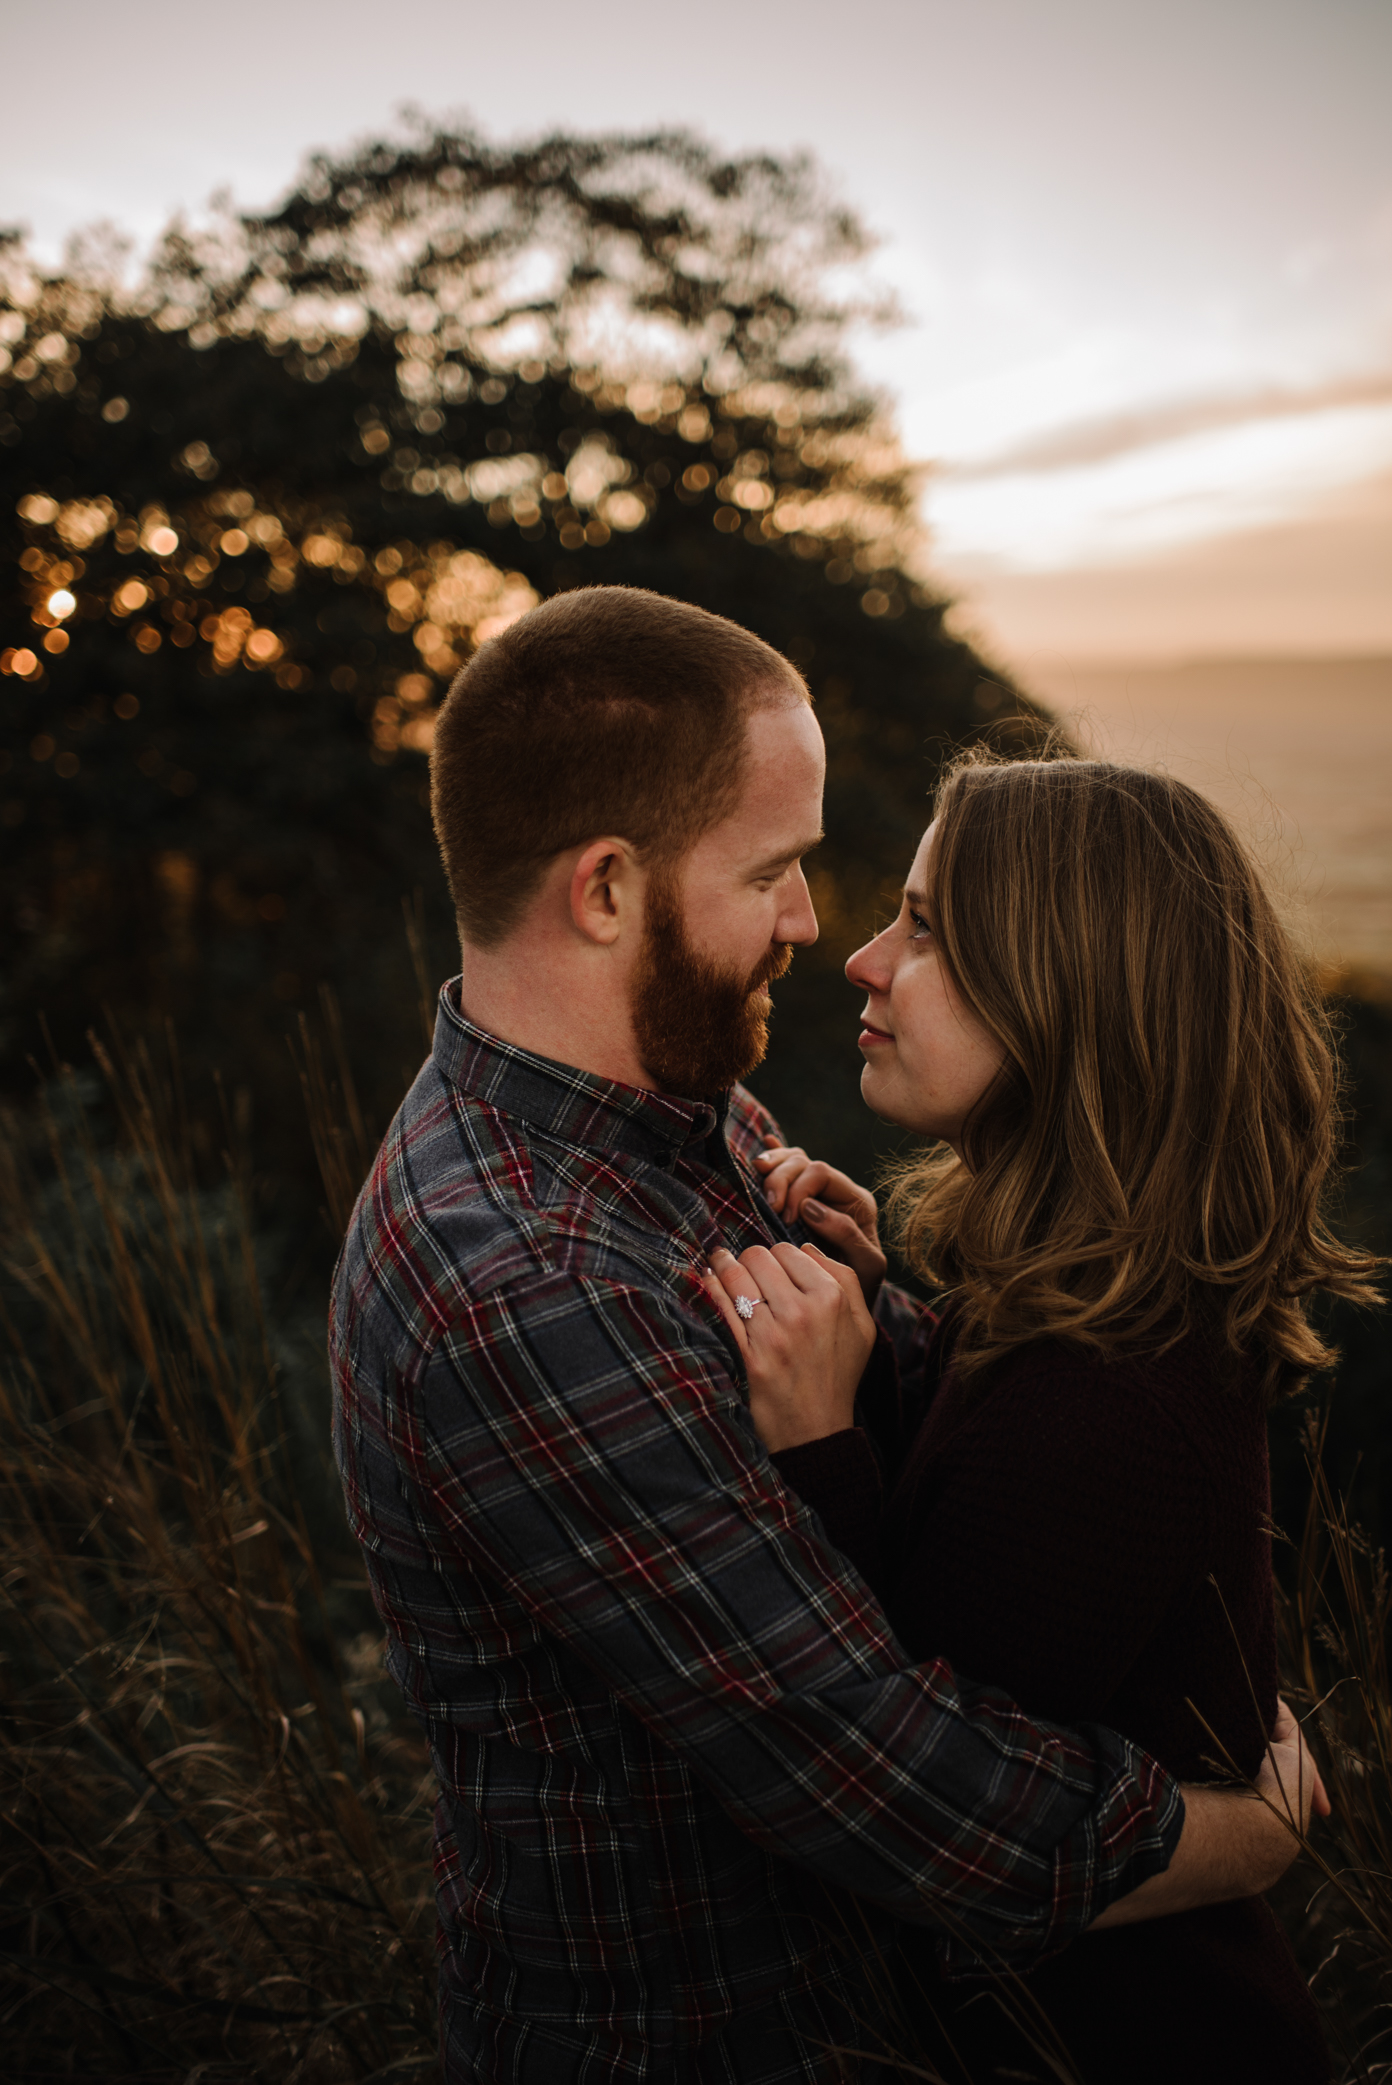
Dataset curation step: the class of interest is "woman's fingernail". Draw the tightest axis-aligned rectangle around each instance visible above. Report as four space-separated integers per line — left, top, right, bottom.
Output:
802 1199 825 1218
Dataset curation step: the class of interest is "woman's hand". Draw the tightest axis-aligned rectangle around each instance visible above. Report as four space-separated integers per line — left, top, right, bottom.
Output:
753 1140 887 1305
704 1240 878 1453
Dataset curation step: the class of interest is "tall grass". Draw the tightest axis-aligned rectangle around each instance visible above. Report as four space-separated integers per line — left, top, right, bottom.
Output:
0 1035 437 2081
1270 1408 1392 2081
1 1020 1388 2082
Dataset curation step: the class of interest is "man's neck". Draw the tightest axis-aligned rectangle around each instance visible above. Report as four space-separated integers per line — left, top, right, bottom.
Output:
456 946 655 1092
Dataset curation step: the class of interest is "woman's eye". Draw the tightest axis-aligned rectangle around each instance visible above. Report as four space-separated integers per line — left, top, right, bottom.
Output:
908 908 933 940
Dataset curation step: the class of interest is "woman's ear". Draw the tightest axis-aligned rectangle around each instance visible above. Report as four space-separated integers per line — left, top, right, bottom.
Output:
569 838 641 947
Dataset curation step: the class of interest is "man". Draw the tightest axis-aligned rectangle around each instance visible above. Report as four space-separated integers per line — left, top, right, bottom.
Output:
331 587 1318 2082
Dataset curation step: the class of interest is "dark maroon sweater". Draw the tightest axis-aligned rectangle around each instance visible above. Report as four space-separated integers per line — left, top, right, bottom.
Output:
772 1295 1328 2085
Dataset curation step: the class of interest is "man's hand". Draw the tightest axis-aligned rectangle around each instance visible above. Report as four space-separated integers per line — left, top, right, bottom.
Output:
754 1140 887 1305
1254 1698 1332 1833
1090 1700 1329 1930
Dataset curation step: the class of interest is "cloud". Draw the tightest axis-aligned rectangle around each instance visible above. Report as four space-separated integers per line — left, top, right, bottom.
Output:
938 369 1392 481
923 391 1392 576
935 467 1392 665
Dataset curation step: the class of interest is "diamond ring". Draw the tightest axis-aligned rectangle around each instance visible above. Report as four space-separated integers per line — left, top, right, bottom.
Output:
734 1294 761 1321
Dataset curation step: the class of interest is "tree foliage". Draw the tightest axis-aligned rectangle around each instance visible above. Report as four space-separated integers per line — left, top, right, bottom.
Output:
0 123 1041 1181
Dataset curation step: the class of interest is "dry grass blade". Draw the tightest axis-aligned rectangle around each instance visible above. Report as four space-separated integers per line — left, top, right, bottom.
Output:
1158 1399 1392 2083
401 894 438 1057
289 988 381 1243
806 1888 1086 2084
0 1042 438 2082
1266 1406 1392 2080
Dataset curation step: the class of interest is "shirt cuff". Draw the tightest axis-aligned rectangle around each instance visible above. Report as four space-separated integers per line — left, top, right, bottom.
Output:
935 1738 1186 1977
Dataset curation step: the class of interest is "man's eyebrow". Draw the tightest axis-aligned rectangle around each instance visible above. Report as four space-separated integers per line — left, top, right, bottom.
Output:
750 830 824 875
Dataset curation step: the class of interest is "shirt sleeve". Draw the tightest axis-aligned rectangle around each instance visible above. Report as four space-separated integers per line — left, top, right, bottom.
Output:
395 1263 1182 1963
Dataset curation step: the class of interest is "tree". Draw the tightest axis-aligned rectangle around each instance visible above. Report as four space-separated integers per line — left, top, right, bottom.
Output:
0 123 1041 1182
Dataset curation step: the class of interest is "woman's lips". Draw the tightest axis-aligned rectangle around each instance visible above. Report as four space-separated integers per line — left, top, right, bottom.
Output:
858 1022 894 1050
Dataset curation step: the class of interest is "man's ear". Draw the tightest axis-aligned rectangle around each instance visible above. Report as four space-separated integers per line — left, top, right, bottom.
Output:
569 838 641 946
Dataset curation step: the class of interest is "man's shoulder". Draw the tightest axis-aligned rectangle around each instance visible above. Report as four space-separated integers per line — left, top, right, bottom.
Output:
331 1055 713 1380
331 1059 544 1360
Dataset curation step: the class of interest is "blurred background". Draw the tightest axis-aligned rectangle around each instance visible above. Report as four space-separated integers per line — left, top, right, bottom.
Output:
8 0 1390 973
2 2 1389 2074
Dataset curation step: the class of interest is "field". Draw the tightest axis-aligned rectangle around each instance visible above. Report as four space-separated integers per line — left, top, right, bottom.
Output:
0 988 1388 2081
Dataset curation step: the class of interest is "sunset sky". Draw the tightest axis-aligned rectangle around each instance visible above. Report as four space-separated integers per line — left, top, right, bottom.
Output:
6 0 1390 669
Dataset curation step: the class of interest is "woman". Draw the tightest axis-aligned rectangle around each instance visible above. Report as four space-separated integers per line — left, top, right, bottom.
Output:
707 754 1378 2084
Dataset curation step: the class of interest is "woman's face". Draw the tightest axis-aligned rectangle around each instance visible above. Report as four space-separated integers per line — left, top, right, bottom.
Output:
845 822 1007 1150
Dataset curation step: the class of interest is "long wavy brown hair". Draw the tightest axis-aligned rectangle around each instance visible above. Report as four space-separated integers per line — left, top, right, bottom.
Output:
885 750 1382 1396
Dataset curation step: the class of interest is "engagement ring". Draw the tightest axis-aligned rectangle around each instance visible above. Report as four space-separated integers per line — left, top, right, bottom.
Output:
734 1294 761 1321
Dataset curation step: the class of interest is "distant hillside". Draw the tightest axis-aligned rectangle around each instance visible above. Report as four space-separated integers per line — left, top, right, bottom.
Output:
1026 655 1392 982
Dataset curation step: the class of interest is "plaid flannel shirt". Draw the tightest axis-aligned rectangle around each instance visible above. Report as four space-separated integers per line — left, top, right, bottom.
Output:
330 982 1183 2083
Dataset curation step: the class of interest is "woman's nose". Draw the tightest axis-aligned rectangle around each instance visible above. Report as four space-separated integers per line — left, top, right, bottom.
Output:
846 925 893 995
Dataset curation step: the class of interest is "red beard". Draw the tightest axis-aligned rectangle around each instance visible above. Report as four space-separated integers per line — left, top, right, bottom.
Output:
630 873 793 1097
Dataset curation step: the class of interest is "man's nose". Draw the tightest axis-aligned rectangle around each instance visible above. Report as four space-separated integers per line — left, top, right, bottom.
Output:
779 865 819 948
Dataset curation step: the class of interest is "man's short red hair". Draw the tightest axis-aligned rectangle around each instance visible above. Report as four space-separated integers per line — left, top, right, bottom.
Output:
430 586 809 948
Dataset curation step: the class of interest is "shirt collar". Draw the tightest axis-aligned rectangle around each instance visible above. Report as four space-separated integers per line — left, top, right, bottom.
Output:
432 977 727 1166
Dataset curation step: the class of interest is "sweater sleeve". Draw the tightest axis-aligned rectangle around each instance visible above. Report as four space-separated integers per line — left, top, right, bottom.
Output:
863 1284 945 1475
768 1318 916 1591
770 1428 886 1590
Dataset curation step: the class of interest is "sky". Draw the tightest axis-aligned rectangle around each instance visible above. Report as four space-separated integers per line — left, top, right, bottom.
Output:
5 0 1391 666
